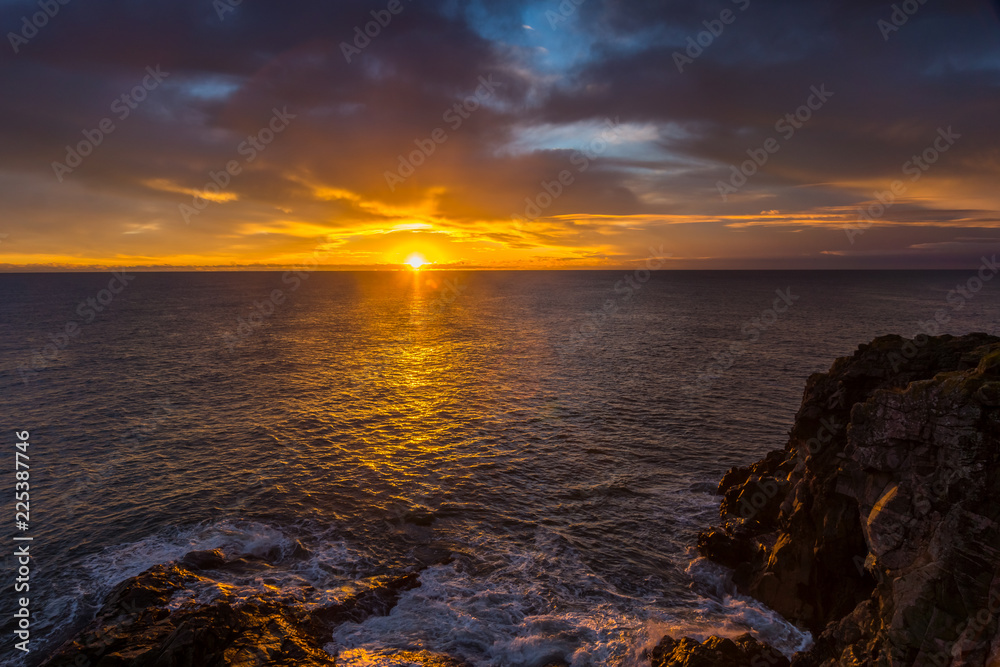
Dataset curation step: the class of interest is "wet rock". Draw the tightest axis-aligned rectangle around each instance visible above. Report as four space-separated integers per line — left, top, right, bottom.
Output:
311 572 421 626
697 333 1000 666
540 658 571 667
179 548 226 571
39 560 330 666
403 510 436 526
38 557 443 667
696 527 755 570
650 633 790 667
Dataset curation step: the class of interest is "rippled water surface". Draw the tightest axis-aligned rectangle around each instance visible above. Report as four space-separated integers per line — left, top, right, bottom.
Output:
1 271 999 666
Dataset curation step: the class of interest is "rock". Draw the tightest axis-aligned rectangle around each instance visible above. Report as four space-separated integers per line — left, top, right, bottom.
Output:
402 510 436 526
179 548 226 571
650 633 790 667
311 572 421 626
696 527 755 570
697 333 1000 666
39 557 335 666
38 555 453 667
718 465 753 495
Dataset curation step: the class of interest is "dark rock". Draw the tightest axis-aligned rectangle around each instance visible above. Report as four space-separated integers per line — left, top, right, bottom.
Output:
39 564 337 666
363 651 470 666
403 510 436 526
650 633 790 667
39 556 453 667
697 527 755 570
179 548 226 571
697 334 1000 666
311 572 421 626
718 465 752 495
540 659 571 667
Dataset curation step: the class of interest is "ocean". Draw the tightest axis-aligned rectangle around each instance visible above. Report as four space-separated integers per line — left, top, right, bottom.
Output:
1 270 998 666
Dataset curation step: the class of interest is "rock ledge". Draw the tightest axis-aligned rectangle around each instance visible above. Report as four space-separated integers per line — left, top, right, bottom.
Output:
698 334 1000 666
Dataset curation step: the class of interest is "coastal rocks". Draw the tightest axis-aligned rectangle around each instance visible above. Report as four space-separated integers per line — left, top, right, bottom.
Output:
697 334 1000 666
38 551 452 667
39 562 336 666
649 633 790 667
179 548 226 571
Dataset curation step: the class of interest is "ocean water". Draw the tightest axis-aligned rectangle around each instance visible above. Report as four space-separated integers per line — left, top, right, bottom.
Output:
1 270 998 666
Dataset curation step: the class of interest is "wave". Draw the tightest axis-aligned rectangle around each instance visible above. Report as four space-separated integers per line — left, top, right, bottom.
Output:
34 518 810 667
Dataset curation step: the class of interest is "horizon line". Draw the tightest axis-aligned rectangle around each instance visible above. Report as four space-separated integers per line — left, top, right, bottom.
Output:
0 267 990 274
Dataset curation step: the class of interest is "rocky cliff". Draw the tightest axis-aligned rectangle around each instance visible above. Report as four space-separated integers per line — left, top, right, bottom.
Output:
692 333 1000 666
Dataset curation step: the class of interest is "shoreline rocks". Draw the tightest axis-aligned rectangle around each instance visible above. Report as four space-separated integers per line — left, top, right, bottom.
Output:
697 333 1000 666
38 552 461 667
650 633 790 666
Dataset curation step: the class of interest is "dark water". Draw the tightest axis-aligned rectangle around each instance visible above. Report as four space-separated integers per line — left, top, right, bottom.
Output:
1 270 998 666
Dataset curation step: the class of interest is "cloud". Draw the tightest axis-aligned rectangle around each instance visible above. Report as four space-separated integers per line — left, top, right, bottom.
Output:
0 0 999 269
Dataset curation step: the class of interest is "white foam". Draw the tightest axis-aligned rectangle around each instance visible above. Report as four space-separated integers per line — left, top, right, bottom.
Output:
330 530 811 666
40 520 811 666
34 519 359 649
81 519 293 585
331 530 665 666
681 557 813 656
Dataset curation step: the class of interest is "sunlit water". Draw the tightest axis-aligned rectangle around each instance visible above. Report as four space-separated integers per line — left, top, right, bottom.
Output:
1 271 998 666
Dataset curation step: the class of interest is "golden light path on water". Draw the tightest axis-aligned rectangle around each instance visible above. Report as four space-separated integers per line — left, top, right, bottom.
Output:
350 270 481 486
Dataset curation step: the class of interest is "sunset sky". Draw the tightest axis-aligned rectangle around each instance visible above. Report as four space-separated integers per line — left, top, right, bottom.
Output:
2 0 1000 270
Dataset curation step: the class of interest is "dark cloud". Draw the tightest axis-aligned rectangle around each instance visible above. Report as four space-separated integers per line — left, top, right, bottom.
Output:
0 0 999 268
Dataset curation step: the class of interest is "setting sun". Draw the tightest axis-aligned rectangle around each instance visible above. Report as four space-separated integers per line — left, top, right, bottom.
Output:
406 253 426 270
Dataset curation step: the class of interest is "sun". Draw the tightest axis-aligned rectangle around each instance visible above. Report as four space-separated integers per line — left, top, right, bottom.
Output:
406 253 426 270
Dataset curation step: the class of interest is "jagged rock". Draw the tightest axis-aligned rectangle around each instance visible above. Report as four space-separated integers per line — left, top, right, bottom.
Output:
697 527 755 570
38 551 451 667
698 334 1000 666
311 572 421 626
650 633 790 667
179 548 226 571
